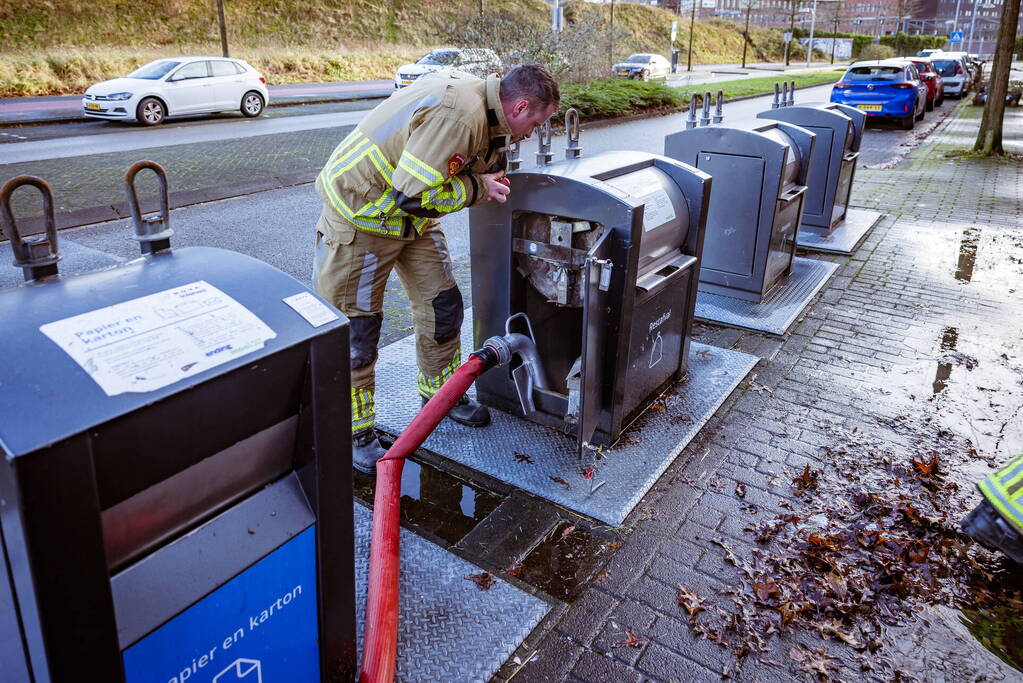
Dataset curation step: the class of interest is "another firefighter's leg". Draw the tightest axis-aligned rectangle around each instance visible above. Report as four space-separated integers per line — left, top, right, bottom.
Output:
396 221 490 427
314 213 402 471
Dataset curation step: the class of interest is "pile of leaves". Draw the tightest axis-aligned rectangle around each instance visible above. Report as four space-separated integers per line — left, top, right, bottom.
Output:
676 420 1023 679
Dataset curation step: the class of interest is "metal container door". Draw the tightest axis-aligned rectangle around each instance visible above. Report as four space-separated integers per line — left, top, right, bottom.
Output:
578 229 614 457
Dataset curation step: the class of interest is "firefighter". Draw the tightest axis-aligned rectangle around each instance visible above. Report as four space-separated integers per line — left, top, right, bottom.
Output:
313 63 560 474
962 452 1023 564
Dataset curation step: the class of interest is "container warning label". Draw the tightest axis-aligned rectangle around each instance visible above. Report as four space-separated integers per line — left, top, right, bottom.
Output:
39 280 276 397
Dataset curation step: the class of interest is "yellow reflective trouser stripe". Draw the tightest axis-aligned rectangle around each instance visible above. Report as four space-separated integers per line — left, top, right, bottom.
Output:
979 453 1023 535
351 387 376 433
422 175 466 214
417 349 462 398
398 150 444 186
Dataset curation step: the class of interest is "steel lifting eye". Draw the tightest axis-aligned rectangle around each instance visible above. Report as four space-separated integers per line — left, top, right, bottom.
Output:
507 140 522 172
124 160 174 254
0 175 62 281
564 108 582 159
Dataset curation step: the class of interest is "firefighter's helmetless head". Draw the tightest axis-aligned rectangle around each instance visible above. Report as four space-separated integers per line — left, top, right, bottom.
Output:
500 64 561 143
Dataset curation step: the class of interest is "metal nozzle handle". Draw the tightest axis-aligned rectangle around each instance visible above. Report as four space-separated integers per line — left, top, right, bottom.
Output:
700 91 712 126
564 107 582 159
772 83 781 109
0 175 62 281
125 160 173 254
713 91 724 124
788 80 796 106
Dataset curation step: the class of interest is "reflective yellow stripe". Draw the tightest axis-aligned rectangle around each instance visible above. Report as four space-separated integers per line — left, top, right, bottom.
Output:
398 150 444 185
351 387 376 432
979 453 1023 535
422 175 466 214
417 349 462 398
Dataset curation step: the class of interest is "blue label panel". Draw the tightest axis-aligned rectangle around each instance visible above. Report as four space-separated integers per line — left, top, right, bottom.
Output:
123 526 319 683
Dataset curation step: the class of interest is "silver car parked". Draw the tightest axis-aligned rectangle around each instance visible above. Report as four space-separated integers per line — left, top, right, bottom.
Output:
612 54 671 81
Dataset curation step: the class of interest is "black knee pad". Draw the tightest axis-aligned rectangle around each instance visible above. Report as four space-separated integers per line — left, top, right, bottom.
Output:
350 314 382 369
432 286 464 344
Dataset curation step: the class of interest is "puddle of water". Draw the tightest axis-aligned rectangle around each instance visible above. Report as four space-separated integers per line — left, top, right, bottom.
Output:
954 227 980 283
931 325 959 395
960 604 1023 672
510 521 617 601
353 458 503 545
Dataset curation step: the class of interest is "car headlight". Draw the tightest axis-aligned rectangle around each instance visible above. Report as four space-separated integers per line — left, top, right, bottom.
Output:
100 92 134 101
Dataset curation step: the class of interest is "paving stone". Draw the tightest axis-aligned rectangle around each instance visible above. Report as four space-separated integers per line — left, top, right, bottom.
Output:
571 649 645 683
637 641 725 682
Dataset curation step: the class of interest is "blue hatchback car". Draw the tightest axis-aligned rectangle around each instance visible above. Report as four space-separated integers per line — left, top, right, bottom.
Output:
830 60 928 130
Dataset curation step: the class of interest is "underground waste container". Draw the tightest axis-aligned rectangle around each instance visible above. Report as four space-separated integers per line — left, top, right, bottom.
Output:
0 175 356 682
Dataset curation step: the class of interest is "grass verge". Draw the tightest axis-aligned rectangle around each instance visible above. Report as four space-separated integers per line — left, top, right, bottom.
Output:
559 71 843 122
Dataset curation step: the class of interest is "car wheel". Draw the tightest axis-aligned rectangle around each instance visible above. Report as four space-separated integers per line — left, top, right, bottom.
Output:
936 94 944 106
641 70 650 82
241 91 264 118
137 97 165 126
926 97 934 112
901 113 915 130
916 104 925 121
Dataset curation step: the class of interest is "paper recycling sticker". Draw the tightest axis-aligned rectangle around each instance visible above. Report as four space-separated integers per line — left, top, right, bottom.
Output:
39 281 276 397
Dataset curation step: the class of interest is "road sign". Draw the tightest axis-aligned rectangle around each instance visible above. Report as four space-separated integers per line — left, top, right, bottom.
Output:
701 0 716 7
783 31 793 42
949 31 964 42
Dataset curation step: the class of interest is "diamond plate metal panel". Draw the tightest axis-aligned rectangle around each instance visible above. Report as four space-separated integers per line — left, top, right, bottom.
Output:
0 238 124 290
374 319 757 526
797 208 883 255
354 503 550 682
694 256 839 336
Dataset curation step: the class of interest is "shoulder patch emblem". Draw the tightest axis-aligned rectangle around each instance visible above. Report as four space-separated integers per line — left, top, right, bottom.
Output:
447 153 468 177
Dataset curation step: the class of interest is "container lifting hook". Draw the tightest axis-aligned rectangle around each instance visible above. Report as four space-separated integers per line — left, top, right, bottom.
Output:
687 92 703 129
507 140 522 172
781 82 789 109
787 80 796 107
0 175 62 282
699 91 712 126
564 108 582 159
125 160 174 255
535 119 554 166
713 91 724 124
772 82 781 109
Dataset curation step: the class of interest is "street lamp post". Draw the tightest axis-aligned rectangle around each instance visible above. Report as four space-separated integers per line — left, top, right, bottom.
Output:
805 0 818 68
687 0 697 72
216 0 229 58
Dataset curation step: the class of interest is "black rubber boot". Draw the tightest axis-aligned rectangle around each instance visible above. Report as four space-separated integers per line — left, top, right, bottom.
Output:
421 395 491 428
352 429 386 475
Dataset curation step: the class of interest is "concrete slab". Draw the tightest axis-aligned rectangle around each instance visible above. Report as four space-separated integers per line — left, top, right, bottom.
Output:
797 208 884 255
374 314 758 526
353 503 551 682
694 256 839 336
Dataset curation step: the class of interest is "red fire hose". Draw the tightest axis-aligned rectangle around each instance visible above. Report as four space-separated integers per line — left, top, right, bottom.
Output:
359 349 499 682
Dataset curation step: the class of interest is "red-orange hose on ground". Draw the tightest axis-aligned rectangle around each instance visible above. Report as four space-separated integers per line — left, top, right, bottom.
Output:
359 352 491 683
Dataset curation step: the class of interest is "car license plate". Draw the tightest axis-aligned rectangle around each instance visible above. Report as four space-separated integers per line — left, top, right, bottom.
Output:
857 104 882 111
86 102 101 110
401 80 412 86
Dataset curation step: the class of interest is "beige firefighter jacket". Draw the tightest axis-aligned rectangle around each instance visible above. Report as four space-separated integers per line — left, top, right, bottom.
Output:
315 71 512 241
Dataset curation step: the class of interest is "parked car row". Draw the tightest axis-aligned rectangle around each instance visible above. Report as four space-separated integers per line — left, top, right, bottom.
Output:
829 59 934 130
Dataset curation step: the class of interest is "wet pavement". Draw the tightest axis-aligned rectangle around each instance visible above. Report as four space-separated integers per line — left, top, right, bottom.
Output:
509 103 1023 682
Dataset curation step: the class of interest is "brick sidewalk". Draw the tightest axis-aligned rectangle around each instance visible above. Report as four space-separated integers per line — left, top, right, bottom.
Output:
508 105 1023 681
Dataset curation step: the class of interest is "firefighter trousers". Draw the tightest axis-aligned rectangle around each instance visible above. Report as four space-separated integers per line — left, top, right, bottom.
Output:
313 207 463 436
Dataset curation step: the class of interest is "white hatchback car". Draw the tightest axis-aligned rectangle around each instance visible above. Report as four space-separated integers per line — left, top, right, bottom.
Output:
394 48 502 88
83 57 270 125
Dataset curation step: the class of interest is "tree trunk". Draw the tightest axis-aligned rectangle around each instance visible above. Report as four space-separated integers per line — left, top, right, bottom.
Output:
973 0 1021 154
